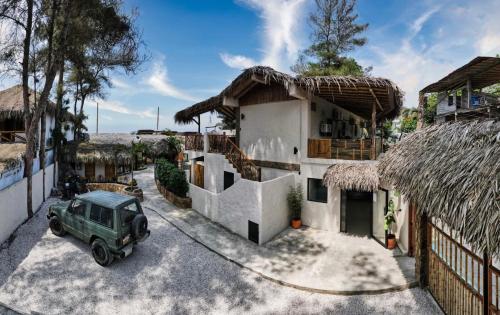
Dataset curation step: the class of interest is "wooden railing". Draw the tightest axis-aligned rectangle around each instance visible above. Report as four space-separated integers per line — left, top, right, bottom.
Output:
208 135 261 182
308 138 382 160
184 134 204 151
0 130 26 143
428 221 500 315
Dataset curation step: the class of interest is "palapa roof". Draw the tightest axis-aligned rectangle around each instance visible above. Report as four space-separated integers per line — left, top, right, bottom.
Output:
0 85 56 120
0 143 25 173
323 161 379 192
175 66 403 124
379 120 500 257
421 56 500 93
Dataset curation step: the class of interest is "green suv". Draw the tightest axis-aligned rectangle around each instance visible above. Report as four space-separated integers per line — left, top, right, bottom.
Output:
47 190 150 266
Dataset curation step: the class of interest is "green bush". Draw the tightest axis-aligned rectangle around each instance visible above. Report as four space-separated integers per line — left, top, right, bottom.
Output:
287 184 303 219
155 158 189 197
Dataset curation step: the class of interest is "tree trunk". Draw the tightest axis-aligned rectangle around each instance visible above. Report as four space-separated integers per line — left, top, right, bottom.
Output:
54 64 64 186
22 0 34 218
40 109 46 201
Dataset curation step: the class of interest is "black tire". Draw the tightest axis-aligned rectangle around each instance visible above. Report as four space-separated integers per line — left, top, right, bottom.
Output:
49 216 65 236
91 238 114 266
131 214 148 239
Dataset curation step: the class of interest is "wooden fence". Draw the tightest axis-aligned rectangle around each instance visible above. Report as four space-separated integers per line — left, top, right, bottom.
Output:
185 134 203 151
428 221 500 315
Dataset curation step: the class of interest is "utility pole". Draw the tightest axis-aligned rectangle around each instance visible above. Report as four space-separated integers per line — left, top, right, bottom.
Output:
156 106 159 131
96 102 99 135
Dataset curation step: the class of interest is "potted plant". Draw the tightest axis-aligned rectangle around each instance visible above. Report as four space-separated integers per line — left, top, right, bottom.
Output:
385 199 397 249
287 184 303 229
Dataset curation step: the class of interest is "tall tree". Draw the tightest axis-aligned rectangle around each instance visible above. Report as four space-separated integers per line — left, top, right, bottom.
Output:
292 0 369 76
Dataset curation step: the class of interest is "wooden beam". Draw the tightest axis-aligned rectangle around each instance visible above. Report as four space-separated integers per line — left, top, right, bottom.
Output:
289 84 309 100
222 96 239 107
251 73 267 84
369 89 384 111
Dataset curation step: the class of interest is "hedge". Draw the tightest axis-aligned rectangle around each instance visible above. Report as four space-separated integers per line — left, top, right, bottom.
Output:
155 158 189 197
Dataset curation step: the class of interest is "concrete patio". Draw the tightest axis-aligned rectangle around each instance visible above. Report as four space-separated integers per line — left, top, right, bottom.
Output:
138 167 417 294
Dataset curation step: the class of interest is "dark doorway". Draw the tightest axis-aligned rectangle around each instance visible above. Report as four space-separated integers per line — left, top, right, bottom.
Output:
248 221 259 244
224 171 234 190
341 190 373 237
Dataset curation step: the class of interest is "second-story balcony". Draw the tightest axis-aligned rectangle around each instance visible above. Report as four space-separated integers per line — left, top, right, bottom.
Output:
308 137 383 160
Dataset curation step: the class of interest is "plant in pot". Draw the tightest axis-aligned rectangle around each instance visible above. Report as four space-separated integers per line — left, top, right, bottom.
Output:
287 184 303 229
384 199 397 249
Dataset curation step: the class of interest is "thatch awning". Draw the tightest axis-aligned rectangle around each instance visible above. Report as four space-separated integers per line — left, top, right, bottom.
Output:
0 85 56 120
175 66 403 124
72 143 133 165
0 143 25 173
421 56 500 93
323 161 379 192
379 120 500 257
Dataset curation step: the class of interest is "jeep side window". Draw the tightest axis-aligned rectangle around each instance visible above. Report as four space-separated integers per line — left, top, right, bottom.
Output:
89 204 114 229
70 199 86 217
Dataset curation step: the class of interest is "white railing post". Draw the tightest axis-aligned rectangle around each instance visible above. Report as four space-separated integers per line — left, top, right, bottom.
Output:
203 132 209 153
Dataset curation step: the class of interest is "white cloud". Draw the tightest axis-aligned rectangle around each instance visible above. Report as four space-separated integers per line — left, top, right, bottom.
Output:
410 6 440 37
221 0 307 71
145 56 198 102
87 100 157 119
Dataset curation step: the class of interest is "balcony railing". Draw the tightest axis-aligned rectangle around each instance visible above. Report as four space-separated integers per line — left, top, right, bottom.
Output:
308 138 383 160
184 134 204 151
0 130 26 143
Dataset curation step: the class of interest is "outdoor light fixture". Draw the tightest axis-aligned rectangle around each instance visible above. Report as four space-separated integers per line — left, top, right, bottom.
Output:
241 113 245 120
293 147 298 154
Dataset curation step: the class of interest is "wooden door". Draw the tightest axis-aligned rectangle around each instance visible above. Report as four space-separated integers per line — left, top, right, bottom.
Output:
85 163 95 181
194 163 204 188
105 163 115 180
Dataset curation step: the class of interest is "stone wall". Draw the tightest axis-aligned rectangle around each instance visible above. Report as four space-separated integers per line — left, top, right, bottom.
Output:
86 182 144 202
155 179 192 208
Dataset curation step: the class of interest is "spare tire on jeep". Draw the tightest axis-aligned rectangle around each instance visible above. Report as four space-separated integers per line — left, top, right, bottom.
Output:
131 214 148 239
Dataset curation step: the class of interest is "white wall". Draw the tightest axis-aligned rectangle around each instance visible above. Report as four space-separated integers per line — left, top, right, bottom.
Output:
260 167 294 181
0 163 55 245
203 153 241 193
240 100 304 164
392 192 410 253
95 163 105 180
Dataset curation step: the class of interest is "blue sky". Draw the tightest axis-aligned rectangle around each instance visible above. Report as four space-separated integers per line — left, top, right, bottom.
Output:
3 0 500 133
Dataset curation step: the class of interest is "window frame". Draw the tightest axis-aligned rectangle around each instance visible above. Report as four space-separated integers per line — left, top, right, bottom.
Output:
307 178 328 203
69 199 87 217
89 204 114 230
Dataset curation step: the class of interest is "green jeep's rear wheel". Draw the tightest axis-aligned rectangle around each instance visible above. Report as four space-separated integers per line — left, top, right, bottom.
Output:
91 238 114 267
49 216 65 237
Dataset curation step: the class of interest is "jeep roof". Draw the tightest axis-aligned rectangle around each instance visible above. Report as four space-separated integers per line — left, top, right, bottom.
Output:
76 191 136 210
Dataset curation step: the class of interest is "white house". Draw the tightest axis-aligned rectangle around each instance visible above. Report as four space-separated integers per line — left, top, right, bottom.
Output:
175 67 413 254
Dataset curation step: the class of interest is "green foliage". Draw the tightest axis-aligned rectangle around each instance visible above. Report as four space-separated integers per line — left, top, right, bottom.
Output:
292 0 369 76
287 184 303 219
155 136 182 163
484 83 500 96
128 178 137 187
216 112 236 130
400 107 418 133
155 158 188 197
424 93 438 125
384 199 396 233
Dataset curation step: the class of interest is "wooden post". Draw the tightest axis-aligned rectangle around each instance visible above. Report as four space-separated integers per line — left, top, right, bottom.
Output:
415 211 429 287
483 251 490 315
197 114 201 134
371 102 376 160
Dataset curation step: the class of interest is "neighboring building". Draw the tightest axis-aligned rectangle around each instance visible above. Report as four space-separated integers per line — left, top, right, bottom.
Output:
175 66 413 251
421 56 500 122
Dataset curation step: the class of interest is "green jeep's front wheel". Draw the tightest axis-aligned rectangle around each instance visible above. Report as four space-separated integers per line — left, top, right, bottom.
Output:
91 238 114 267
49 216 65 237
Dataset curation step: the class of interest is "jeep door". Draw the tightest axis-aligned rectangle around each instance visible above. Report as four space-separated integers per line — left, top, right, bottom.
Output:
88 204 117 248
66 199 89 240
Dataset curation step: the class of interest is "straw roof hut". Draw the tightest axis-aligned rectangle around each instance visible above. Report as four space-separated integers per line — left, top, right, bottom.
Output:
0 143 25 173
175 66 403 124
379 120 500 257
0 85 56 120
323 161 379 192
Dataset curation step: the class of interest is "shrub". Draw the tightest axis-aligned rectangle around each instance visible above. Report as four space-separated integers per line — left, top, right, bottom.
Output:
155 158 189 197
287 184 303 219
128 179 137 187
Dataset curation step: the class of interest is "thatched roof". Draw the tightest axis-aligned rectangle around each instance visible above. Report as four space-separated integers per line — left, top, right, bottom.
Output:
175 66 403 124
379 120 500 257
88 133 167 146
0 143 25 173
0 85 56 120
421 56 500 93
323 161 379 192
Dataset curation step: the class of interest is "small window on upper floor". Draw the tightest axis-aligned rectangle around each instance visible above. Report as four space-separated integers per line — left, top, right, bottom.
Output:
307 178 328 203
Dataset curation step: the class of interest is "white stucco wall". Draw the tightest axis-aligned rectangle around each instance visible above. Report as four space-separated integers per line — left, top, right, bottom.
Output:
239 100 305 164
392 192 410 253
259 167 293 181
203 153 241 193
0 163 55 245
95 163 106 181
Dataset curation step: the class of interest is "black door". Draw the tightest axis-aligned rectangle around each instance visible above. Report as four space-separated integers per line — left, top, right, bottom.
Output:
341 190 373 237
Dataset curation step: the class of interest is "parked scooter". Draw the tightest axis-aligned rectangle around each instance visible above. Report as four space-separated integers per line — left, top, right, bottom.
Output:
62 174 88 200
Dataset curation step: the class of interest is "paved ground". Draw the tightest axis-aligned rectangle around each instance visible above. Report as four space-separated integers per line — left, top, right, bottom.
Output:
0 171 442 314
139 167 416 293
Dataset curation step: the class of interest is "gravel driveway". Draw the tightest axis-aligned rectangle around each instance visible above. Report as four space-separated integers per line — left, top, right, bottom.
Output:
0 198 441 315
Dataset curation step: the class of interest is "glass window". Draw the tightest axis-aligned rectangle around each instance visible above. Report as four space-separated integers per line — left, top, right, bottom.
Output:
70 199 87 217
120 201 139 227
89 204 114 229
307 178 328 203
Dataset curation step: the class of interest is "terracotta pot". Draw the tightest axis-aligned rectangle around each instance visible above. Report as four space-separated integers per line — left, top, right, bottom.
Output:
291 219 302 229
387 234 397 249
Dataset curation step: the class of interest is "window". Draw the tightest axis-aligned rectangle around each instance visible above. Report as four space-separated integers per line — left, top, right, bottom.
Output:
307 178 328 203
70 199 87 217
248 221 259 244
224 172 234 190
120 201 139 227
448 95 454 106
90 204 114 229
